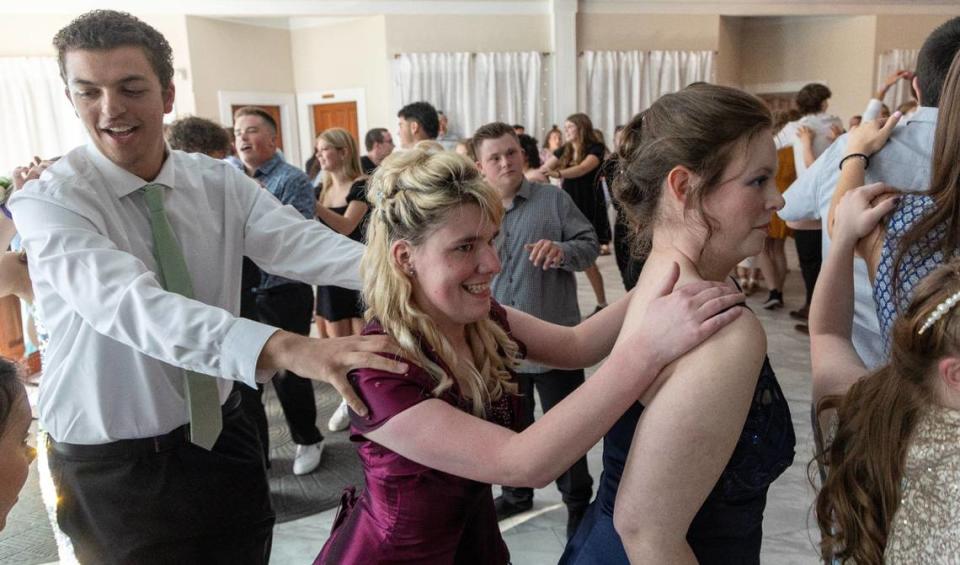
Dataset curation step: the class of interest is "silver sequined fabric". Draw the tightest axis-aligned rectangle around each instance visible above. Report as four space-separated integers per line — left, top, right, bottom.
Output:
885 406 960 564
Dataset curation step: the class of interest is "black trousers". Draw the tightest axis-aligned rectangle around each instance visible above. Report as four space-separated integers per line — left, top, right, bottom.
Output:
48 394 274 565
501 368 594 510
793 229 822 308
255 282 323 446
238 258 270 466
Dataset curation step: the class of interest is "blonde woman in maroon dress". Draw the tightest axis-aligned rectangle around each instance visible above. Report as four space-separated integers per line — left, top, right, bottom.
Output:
315 146 744 564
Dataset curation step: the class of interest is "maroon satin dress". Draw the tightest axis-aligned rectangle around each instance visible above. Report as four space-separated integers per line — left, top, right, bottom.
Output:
315 302 524 565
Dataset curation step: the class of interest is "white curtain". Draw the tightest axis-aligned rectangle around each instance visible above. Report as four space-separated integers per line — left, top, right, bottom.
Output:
392 52 546 141
0 58 87 173
578 50 715 146
876 49 920 110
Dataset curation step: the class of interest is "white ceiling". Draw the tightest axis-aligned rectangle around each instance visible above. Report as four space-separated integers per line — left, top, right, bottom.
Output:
4 0 959 23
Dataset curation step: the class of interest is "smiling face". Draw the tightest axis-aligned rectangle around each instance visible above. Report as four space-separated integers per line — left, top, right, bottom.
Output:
64 45 174 180
475 134 525 198
402 203 501 338
0 389 33 531
699 130 782 263
234 114 277 171
316 137 344 172
563 120 578 144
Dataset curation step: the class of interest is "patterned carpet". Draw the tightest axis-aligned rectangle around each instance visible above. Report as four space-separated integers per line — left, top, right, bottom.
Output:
0 381 362 565
264 381 366 524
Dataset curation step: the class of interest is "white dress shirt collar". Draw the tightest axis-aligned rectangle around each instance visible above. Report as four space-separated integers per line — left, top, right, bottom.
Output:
84 142 177 198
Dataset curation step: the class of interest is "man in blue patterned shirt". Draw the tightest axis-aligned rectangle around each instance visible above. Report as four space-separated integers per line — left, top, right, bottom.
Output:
473 121 599 540
235 106 326 475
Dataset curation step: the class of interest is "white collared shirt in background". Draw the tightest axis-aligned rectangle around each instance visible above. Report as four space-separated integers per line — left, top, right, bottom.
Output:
10 143 364 444
778 107 938 368
774 112 844 177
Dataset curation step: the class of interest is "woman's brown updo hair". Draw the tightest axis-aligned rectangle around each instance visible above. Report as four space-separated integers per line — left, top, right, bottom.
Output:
613 83 772 256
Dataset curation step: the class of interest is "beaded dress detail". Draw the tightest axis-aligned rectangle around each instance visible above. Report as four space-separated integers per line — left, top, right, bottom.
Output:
884 406 960 563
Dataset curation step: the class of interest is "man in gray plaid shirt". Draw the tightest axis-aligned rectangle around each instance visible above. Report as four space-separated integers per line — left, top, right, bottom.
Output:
472 122 599 540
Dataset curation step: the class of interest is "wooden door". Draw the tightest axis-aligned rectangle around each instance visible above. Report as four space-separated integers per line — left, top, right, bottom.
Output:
231 104 284 152
312 101 359 144
0 295 24 360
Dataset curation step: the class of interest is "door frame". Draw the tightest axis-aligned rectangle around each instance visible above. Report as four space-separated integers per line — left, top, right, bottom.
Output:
218 90 301 167
297 88 368 164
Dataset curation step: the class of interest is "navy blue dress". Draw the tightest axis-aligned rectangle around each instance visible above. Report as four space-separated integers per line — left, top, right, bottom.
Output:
560 353 795 565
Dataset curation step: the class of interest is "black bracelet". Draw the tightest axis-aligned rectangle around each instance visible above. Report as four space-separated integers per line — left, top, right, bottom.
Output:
839 153 870 170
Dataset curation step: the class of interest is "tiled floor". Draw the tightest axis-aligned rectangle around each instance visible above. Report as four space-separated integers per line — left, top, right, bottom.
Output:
273 250 823 564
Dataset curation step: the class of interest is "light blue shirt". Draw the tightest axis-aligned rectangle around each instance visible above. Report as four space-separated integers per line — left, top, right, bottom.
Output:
778 107 938 368
252 152 318 290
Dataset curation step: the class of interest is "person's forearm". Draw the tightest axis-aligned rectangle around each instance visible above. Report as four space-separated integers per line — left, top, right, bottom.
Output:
256 329 297 371
809 228 867 403
810 237 856 341
567 289 635 367
562 160 598 179
541 156 559 172
314 205 357 236
801 140 816 169
499 350 658 487
827 159 868 238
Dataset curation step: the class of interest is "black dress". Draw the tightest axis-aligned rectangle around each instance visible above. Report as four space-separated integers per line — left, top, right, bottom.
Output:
555 143 612 244
316 180 368 321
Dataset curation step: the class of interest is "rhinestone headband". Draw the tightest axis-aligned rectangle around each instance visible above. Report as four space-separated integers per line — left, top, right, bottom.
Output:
918 289 960 335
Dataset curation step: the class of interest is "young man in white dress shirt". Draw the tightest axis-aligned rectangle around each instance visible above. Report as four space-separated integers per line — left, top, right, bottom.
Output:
8 10 403 563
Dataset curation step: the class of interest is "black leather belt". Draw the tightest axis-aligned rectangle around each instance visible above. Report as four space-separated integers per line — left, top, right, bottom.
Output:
49 390 241 458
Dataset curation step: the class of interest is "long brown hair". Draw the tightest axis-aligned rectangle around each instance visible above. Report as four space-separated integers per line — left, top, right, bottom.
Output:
891 50 960 297
556 113 603 168
613 83 772 257
815 260 960 562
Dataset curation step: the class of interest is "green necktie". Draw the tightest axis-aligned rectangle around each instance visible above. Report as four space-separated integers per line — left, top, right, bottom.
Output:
143 183 222 450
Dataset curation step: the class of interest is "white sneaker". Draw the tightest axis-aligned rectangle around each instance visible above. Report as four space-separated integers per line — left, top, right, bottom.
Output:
328 399 350 432
293 441 324 476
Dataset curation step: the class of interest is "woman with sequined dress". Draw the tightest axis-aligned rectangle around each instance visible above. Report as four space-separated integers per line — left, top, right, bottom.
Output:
813 185 960 563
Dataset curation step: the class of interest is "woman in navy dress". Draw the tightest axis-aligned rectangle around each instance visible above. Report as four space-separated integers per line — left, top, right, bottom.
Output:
562 84 796 565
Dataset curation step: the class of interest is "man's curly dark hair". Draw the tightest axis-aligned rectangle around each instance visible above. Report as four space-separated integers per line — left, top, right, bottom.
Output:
795 83 832 116
0 358 23 436
53 10 174 88
167 117 232 157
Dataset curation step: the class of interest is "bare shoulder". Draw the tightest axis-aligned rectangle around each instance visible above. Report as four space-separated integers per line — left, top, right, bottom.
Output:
689 308 766 367
640 307 765 404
